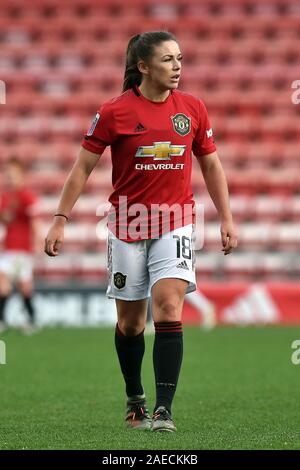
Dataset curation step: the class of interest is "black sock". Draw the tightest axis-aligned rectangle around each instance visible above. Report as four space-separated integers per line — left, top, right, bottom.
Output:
115 324 145 398
23 296 35 323
0 296 8 322
153 321 183 414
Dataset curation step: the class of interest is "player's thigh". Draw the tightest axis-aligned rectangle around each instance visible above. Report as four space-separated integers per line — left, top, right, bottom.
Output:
148 224 196 295
148 224 196 322
106 231 149 301
16 254 34 296
115 298 148 336
0 271 12 296
0 254 14 296
151 278 188 323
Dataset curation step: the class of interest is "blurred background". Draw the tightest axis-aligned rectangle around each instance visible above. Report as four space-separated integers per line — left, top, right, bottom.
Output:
0 0 300 327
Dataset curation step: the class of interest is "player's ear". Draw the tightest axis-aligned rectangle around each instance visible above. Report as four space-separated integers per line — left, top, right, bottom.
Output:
137 60 149 76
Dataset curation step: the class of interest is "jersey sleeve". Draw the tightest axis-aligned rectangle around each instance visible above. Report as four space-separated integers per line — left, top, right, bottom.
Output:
192 99 217 158
0 193 4 214
23 191 39 217
81 102 116 155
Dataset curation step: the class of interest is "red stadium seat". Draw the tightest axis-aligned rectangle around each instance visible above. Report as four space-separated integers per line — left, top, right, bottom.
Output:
223 253 263 281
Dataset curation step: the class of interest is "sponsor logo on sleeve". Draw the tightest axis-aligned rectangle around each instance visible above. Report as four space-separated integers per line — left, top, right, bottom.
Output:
87 112 100 136
206 128 213 138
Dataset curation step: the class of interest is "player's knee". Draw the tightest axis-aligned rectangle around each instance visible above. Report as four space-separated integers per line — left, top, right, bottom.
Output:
0 276 12 297
18 282 32 297
118 320 144 337
155 300 179 322
0 287 11 297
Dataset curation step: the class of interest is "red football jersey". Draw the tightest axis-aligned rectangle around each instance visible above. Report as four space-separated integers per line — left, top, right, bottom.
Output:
82 85 216 241
0 188 38 252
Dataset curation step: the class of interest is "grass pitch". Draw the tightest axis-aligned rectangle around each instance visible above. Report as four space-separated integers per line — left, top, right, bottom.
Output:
1 326 300 450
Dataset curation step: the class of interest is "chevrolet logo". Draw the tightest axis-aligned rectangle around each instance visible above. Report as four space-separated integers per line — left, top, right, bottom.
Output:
135 142 186 160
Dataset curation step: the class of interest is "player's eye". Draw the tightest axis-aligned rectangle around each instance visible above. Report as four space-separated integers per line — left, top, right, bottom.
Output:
163 57 183 62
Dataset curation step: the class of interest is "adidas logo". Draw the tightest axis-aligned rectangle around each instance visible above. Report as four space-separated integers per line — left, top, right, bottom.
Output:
176 260 189 270
134 122 146 132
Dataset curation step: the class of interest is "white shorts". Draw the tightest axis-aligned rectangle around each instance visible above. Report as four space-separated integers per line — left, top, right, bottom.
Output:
106 224 196 301
0 251 34 283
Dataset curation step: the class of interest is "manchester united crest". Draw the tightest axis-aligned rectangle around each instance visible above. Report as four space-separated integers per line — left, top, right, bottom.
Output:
171 113 191 136
114 272 127 289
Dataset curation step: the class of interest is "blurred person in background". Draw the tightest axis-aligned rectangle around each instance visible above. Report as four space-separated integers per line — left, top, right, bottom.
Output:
44 31 237 432
0 157 40 334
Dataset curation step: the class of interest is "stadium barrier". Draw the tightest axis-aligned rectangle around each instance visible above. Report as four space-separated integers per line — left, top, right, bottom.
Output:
185 282 300 325
3 282 300 327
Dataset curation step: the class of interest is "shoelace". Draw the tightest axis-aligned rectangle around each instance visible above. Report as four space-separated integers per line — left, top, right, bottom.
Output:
153 409 170 421
126 404 148 421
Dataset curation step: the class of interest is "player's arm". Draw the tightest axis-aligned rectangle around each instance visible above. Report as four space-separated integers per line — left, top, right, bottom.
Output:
197 151 237 255
0 210 9 224
44 147 101 256
55 146 100 219
0 196 14 224
31 217 43 254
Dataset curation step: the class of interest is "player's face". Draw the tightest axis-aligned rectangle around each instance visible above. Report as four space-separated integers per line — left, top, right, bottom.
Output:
144 40 182 90
5 164 24 189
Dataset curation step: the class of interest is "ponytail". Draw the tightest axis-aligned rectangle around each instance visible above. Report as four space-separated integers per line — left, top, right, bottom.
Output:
122 31 177 92
122 34 142 92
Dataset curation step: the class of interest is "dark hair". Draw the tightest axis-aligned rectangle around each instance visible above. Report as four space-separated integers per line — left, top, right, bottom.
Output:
122 31 178 92
6 156 25 171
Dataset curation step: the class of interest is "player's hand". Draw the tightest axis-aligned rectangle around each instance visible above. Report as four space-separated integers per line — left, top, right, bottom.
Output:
44 219 65 257
220 218 238 255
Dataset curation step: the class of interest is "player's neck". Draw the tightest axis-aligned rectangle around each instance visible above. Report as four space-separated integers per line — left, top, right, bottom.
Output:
138 82 170 103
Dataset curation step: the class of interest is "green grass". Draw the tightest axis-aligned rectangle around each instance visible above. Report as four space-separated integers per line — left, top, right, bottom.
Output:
1 326 300 450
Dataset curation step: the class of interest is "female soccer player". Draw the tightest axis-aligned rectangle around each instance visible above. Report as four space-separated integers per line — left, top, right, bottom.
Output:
0 158 40 334
44 31 237 432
